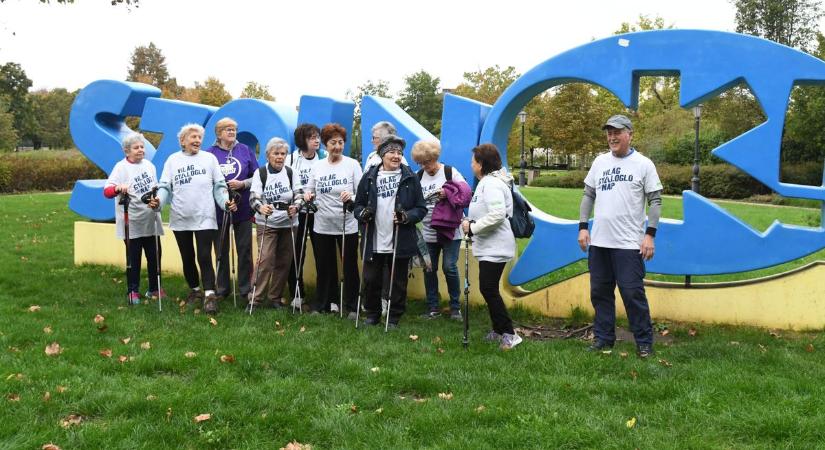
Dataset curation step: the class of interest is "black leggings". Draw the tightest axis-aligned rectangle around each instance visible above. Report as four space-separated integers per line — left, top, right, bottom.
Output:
312 232 360 313
478 261 514 335
173 230 216 291
125 236 161 294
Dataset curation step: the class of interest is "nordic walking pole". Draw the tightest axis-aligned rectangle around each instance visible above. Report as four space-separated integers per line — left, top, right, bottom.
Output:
294 205 312 315
249 214 269 315
339 202 347 318
385 206 403 332
119 190 131 306
463 236 472 349
354 221 369 329
289 213 303 314
142 187 162 311
229 211 237 308
214 208 230 293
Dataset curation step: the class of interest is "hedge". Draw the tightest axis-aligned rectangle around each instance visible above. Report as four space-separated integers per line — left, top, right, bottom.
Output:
0 150 105 193
529 162 822 200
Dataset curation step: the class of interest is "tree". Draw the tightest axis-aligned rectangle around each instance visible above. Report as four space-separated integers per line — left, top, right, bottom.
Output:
0 96 17 151
346 79 390 162
734 0 824 51
0 62 33 145
194 77 232 107
239 81 275 101
452 65 519 105
397 70 442 136
127 42 171 88
782 33 825 164
29 88 76 149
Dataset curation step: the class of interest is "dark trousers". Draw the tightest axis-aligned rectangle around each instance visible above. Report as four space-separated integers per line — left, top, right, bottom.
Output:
124 236 161 294
288 213 318 301
588 246 653 345
173 229 217 291
312 232 359 312
423 239 461 312
364 253 410 323
213 219 253 297
478 261 514 335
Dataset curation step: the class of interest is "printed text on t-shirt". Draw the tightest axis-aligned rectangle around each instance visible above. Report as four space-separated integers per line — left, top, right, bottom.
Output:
173 164 206 186
317 173 349 194
378 175 400 199
597 167 634 191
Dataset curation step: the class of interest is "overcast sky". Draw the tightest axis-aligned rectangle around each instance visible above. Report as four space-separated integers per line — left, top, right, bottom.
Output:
0 0 783 106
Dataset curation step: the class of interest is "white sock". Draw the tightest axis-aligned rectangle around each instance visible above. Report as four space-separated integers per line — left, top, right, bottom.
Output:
205 290 215 296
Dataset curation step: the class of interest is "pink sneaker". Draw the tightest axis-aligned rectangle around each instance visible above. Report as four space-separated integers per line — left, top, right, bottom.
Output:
128 292 141 305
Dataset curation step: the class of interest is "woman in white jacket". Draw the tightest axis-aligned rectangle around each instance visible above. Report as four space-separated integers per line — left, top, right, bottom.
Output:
461 143 522 350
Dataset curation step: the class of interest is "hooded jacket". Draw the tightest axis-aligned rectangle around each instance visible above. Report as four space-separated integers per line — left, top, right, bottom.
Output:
430 179 472 244
468 169 515 263
353 164 427 259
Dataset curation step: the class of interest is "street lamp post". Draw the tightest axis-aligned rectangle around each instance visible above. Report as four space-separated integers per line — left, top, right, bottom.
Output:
518 110 527 187
692 105 703 193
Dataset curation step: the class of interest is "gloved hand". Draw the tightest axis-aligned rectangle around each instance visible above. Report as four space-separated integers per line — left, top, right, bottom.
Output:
359 206 374 222
394 208 408 224
140 187 158 205
344 199 355 212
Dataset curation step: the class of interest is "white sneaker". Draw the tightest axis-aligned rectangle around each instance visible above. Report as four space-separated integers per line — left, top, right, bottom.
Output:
291 297 303 308
330 303 339 313
500 333 523 350
381 299 388 317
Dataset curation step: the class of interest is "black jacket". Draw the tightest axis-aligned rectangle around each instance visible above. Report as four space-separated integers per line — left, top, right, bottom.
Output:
353 164 427 260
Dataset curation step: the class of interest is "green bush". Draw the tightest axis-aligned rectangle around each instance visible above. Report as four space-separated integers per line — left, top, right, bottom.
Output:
0 149 104 193
530 170 587 188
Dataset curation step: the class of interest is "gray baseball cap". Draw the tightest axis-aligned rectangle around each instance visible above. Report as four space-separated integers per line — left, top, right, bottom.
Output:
602 114 633 131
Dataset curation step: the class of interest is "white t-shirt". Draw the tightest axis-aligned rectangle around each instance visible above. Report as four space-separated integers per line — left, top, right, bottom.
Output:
584 149 663 250
364 151 408 170
159 151 225 231
106 158 163 239
250 165 298 229
374 169 401 253
419 164 467 243
305 156 363 235
286 150 322 194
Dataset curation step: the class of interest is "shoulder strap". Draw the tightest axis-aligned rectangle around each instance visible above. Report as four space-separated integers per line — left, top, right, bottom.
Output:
417 168 424 180
444 165 452 181
258 166 267 186
286 166 293 189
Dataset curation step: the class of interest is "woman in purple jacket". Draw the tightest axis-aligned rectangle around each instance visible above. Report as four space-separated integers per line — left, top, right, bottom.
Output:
206 117 259 304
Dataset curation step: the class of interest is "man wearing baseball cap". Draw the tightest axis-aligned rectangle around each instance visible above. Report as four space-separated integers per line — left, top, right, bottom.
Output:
577 114 663 358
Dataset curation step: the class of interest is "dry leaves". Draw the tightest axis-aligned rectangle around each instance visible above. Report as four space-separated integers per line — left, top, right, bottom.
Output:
658 359 673 368
475 405 486 413
43 392 51 402
8 346 19 353
409 335 419 341
299 326 306 333
43 326 53 334
626 416 637 429
166 407 172 421
120 337 131 345
220 354 236 363
438 392 453 400
659 329 670 337
688 328 698 337
436 347 445 354
619 352 628 358
60 414 83 428
28 305 41 312
42 444 61 450
93 314 105 324
56 386 67 393
146 394 157 401
45 342 62 356
6 373 23 381
209 317 218 326
370 367 380 373
184 351 197 358
806 343 815 353
432 336 442 344
7 393 20 402
99 349 113 358
630 370 638 381
117 355 128 363
275 321 281 328
193 413 211 423
280 441 312 450
349 404 358 414
140 342 151 350
374 407 383 414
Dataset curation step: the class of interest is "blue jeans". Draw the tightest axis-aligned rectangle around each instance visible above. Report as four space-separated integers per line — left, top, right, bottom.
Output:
424 239 461 311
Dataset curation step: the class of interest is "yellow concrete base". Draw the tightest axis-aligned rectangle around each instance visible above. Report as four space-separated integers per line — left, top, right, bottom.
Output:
75 221 825 330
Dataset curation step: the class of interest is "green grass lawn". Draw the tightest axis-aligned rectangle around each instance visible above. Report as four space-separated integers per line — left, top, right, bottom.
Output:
2 192 824 449
519 187 825 289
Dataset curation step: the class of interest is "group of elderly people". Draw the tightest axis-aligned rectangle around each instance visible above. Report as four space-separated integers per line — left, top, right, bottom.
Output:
105 119 523 350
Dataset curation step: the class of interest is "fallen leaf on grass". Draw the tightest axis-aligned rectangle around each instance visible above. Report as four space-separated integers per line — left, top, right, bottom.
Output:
43 326 52 334
413 397 428 403
280 441 312 450
193 413 211 423
630 370 638 381
99 349 112 358
55 386 67 393
93 314 105 324
120 337 131 345
619 352 628 358
374 408 383 414
476 405 486 413
28 305 41 312
275 321 281 328
299 326 306 333
432 336 442 344
45 342 62 356
193 309 201 315
438 392 453 400
349 404 358 414
146 394 156 401
60 414 83 428
626 417 637 429
41 444 61 450
688 328 697 337
659 329 670 337
758 344 767 353
370 367 380 373
5 373 23 381
729 341 740 346
600 349 612 355
8 346 19 353
7 393 20 402
806 343 815 353
43 392 51 402
769 330 781 338
184 351 197 358
436 347 445 354
409 335 419 341
166 408 172 421
658 359 673 367
209 317 218 326
220 354 236 363
277 329 286 336
117 355 128 363
140 342 151 350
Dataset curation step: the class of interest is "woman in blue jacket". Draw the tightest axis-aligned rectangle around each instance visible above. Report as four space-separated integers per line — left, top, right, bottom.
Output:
353 135 426 328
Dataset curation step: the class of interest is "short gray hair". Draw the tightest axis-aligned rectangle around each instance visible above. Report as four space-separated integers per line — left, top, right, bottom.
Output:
265 137 290 156
371 121 396 139
122 132 145 151
177 123 205 144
